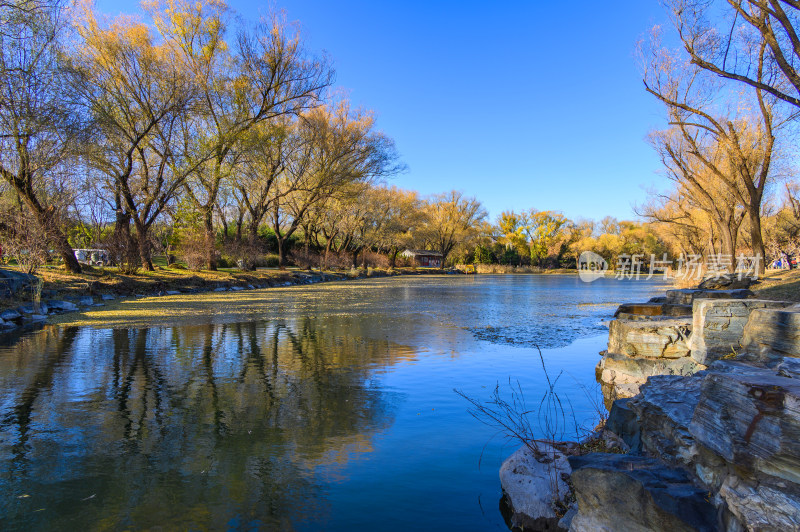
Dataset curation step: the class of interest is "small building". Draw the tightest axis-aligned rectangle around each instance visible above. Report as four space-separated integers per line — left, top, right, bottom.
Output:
401 249 443 268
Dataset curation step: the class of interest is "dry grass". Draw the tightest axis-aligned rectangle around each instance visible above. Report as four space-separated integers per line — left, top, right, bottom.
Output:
751 269 800 302
0 263 413 310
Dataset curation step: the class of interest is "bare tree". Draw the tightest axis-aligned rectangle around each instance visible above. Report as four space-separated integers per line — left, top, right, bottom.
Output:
665 0 800 109
0 0 83 272
641 26 784 271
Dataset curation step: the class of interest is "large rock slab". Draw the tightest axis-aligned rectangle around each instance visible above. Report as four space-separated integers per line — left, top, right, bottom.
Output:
698 274 755 290
666 288 753 306
499 443 571 531
689 299 795 365
740 307 800 360
689 362 800 485
614 302 693 321
0 268 36 296
597 352 705 402
607 318 692 359
627 374 704 468
568 453 718 532
717 475 800 532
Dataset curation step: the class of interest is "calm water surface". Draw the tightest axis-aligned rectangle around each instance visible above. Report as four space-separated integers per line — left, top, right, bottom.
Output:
0 275 667 531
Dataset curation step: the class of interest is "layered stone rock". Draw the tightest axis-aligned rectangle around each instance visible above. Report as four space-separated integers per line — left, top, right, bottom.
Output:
689 299 795 365
597 352 704 403
614 302 693 321
697 274 756 290
568 453 718 532
740 307 800 359
601 362 800 531
608 318 692 358
598 317 701 403
665 288 753 306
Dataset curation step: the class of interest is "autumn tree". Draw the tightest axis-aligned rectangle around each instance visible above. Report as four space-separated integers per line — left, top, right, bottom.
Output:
421 191 486 265
0 0 83 272
641 24 784 272
268 103 401 268
69 5 194 270
150 0 332 269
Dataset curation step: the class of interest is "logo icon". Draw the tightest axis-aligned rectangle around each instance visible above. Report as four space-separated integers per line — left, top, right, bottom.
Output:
578 251 608 282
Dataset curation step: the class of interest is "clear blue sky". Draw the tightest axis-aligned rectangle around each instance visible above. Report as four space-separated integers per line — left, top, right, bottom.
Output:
98 0 673 222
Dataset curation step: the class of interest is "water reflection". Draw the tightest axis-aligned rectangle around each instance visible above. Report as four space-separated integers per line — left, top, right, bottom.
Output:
0 318 413 530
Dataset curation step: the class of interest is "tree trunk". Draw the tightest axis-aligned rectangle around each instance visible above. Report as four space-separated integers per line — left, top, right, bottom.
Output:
135 223 154 271
747 205 766 275
277 237 287 270
203 206 216 271
21 193 81 273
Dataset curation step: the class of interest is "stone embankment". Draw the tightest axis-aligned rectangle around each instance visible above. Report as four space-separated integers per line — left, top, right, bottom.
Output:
500 278 800 531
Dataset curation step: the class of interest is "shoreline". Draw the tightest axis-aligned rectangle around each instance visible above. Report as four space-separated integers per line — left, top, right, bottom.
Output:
1 267 459 335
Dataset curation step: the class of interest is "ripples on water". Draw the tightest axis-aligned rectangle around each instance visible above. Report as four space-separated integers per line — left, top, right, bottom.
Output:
0 275 667 531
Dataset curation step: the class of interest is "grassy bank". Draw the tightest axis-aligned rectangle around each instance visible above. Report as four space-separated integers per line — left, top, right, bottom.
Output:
751 269 800 302
1 263 450 312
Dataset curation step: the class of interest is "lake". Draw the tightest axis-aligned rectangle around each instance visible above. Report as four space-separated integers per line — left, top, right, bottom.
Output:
0 274 668 531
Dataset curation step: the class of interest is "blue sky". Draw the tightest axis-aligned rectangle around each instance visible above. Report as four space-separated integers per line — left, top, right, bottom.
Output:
98 0 673 221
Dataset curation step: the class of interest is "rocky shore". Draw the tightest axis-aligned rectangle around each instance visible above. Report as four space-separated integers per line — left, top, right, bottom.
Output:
500 279 800 531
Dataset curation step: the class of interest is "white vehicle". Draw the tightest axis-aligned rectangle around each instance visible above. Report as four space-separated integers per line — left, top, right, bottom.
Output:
74 248 110 267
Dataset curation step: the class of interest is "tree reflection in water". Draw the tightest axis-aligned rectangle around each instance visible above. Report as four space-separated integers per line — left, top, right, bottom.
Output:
0 317 414 530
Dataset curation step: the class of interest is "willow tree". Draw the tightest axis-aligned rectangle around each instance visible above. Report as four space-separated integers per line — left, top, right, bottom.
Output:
149 0 332 269
267 103 402 268
69 5 194 270
0 0 82 272
422 191 487 266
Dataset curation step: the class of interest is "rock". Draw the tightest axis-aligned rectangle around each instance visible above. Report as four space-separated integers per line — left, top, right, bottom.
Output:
26 314 47 321
46 300 78 312
213 287 227 292
627 374 704 468
777 357 800 379
689 362 800 485
597 352 705 402
740 307 800 360
717 475 800 531
557 504 577 531
247 284 255 290
697 274 755 290
18 303 48 315
689 299 794 365
0 309 21 321
0 268 36 296
230 286 244 291
499 443 571 531
568 453 718 532
101 294 115 301
666 289 753 306
608 318 692 359
165 290 181 295
605 398 641 452
79 296 94 306
614 303 692 319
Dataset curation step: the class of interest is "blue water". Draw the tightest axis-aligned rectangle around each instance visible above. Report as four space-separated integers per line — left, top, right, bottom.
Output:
0 275 667 531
